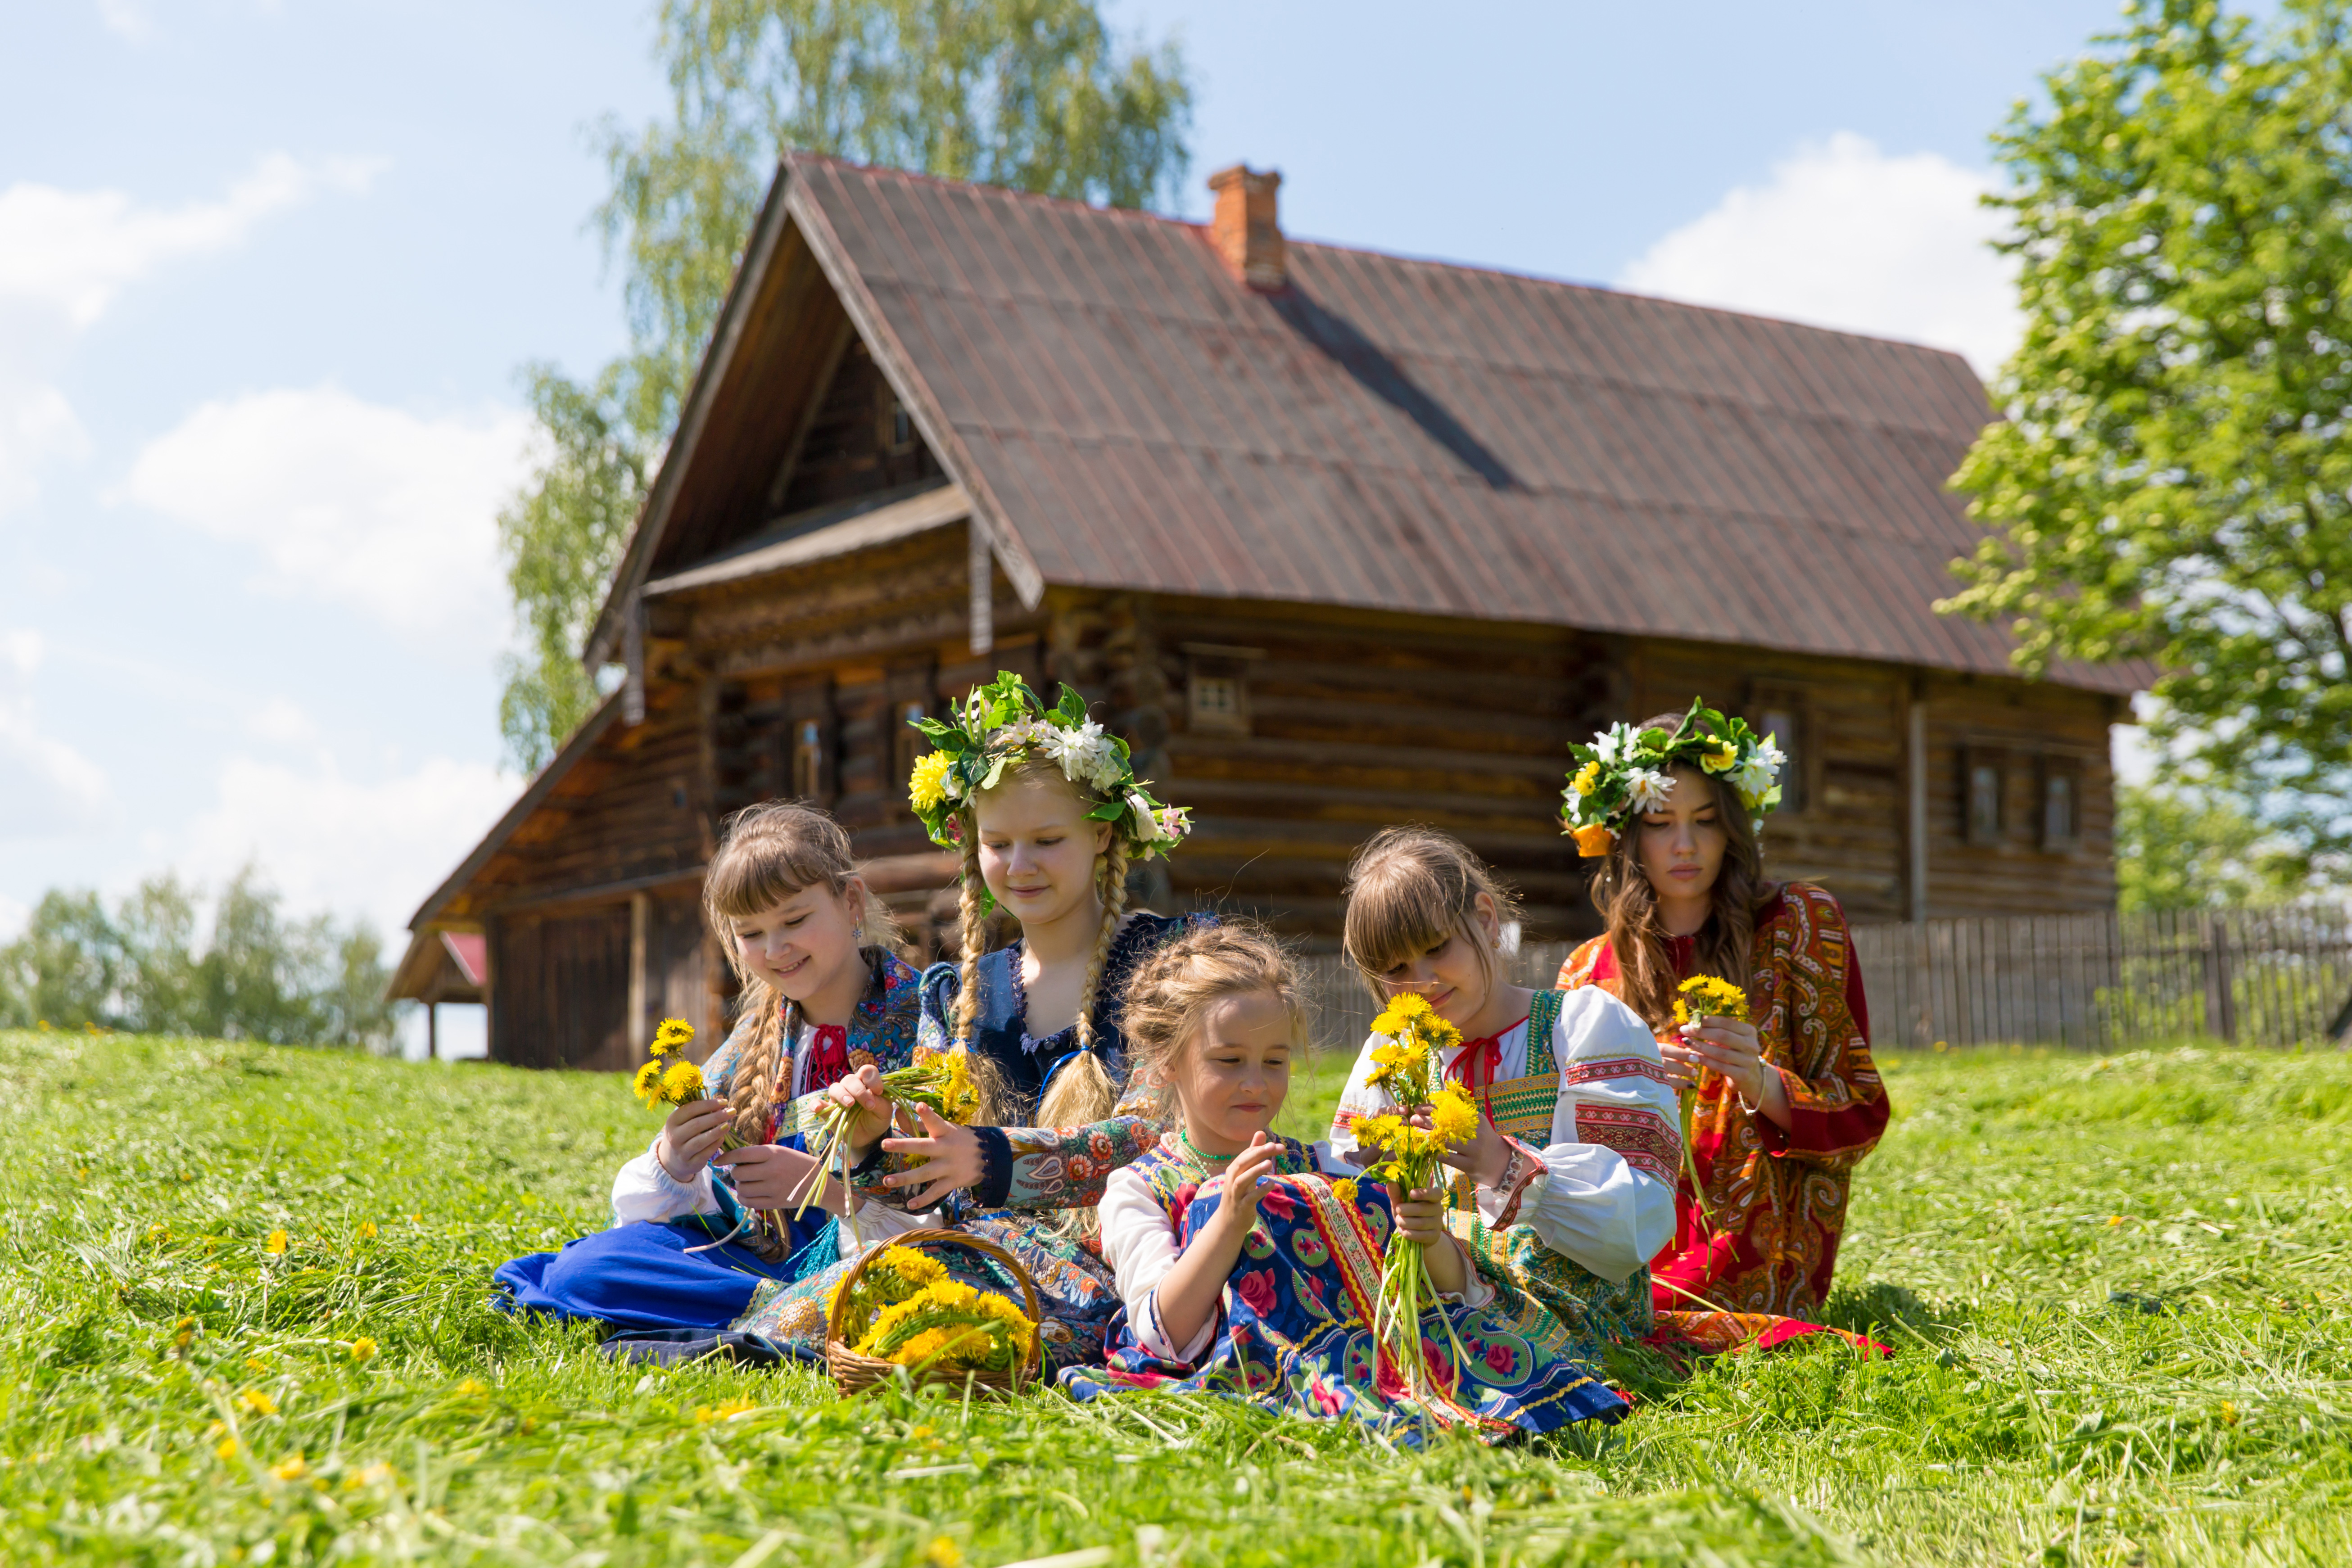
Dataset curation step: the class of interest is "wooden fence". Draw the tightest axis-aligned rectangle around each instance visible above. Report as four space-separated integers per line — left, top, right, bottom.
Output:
1294 908 2352 1055
1852 905 2352 1050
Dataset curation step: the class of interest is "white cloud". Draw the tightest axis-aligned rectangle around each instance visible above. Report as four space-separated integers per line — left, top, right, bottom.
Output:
1616 131 2020 380
245 696 317 745
0 152 382 329
120 385 534 650
0 629 112 840
0 384 90 517
94 0 156 43
183 753 520 940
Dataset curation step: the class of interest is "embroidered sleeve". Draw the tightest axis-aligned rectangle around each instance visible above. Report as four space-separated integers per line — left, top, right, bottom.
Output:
1750 887 1891 1169
1520 988 1681 1280
608 1134 719 1226
1470 1136 1550 1229
984 1116 1162 1210
1324 1030 1396 1158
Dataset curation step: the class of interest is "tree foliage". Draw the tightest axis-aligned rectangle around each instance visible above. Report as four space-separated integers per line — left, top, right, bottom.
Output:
2114 782 2311 911
1948 0 2352 859
0 868 395 1048
498 0 1193 770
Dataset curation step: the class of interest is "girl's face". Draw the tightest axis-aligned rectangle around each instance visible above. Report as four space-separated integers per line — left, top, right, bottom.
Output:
731 879 865 1002
1171 989 1295 1153
1636 764 1727 903
974 769 1113 929
1374 892 1501 1030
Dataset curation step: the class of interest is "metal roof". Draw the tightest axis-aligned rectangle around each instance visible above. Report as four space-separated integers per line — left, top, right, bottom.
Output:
774 155 2142 691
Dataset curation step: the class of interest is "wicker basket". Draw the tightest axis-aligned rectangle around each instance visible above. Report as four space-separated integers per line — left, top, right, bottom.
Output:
825 1227 1043 1397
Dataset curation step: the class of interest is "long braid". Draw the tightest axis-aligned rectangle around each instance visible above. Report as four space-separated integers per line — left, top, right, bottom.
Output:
726 983 789 1144
1036 836 1130 1130
951 824 1021 1125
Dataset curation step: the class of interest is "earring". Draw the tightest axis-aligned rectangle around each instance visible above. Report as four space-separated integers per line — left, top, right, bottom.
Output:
853 923 865 944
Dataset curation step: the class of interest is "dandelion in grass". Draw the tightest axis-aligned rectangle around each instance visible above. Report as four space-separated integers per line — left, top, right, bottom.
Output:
454 1378 487 1398
1670 975 1751 1228
358 1221 377 1239
263 1229 288 1256
236 1388 275 1416
216 1437 239 1461
694 1396 757 1424
348 1337 378 1363
270 1455 307 1482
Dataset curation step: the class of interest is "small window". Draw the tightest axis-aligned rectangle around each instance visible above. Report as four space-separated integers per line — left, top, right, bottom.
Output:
892 701 929 809
1756 706 1804 814
1966 757 2003 844
2041 763 2080 850
1191 676 1241 729
792 718 826 802
1181 642 1262 736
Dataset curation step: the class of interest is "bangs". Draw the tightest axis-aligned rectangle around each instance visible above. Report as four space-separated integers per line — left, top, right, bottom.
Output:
1341 853 1468 978
703 840 837 923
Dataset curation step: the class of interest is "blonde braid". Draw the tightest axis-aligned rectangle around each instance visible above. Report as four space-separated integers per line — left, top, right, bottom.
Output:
952 825 986 1048
1036 836 1130 1129
726 985 790 1143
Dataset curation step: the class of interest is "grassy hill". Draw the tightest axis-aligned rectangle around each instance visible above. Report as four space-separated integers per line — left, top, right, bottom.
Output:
1 1029 2348 1566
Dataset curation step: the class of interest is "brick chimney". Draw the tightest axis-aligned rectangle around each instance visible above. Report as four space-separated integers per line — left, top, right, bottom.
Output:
1208 164 1284 289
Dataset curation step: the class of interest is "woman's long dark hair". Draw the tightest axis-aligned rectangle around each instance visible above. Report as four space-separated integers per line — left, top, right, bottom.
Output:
1587 712 1774 1032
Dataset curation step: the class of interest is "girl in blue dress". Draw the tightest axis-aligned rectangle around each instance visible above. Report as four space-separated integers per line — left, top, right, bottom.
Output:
496 802 930 1352
728 673 1208 1371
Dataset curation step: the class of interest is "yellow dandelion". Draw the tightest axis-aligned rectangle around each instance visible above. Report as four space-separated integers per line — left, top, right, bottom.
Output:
454 1378 488 1398
147 1223 169 1243
694 1396 757 1424
1699 741 1737 774
271 1454 307 1482
236 1388 276 1417
349 1337 378 1363
927 1536 965 1568
909 750 955 814
1672 974 1750 1025
245 1356 269 1374
660 1059 706 1104
1429 1084 1480 1148
263 1230 289 1256
358 1221 377 1240
1574 759 1603 795
652 1017 695 1058
632 1059 665 1107
174 1316 199 1350
1331 1177 1359 1207
216 1437 239 1461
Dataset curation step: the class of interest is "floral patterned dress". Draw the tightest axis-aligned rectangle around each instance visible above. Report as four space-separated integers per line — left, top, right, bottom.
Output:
1559 882 1891 1321
727 911 1213 1373
1063 1134 1628 1445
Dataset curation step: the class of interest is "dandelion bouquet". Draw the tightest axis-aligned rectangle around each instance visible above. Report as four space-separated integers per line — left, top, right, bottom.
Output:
1346 993 1483 1396
795 1045 985 1225
1670 975 1750 1227
630 1018 794 1251
829 1244 1036 1380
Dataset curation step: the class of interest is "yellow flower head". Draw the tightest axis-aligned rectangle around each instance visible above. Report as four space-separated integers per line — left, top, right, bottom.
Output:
1699 741 1738 774
1330 1177 1359 1208
215 1437 238 1461
1672 974 1751 1026
1429 1084 1479 1149
454 1378 488 1398
651 1017 695 1059
660 1059 707 1104
263 1229 289 1256
632 1059 665 1107
694 1396 757 1424
348 1337 378 1363
358 1221 377 1240
1571 822 1616 858
270 1454 308 1482
1574 759 1603 796
908 750 956 814
236 1388 276 1417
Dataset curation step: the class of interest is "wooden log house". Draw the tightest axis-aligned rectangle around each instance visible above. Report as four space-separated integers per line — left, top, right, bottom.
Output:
391 154 2149 1070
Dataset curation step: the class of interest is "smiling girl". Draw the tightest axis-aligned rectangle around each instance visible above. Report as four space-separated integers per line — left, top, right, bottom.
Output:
1557 703 1889 1322
1327 827 1681 1360
495 802 930 1351
1067 922 1627 1442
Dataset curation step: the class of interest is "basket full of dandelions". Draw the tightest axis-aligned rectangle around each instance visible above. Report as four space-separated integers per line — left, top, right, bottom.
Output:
1346 993 1484 1398
1670 975 1751 1229
824 1231 1042 1397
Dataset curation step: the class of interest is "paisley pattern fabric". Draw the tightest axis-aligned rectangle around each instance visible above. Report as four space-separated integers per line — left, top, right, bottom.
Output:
1560 883 1891 1319
728 1211 1124 1378
1062 1138 1628 1446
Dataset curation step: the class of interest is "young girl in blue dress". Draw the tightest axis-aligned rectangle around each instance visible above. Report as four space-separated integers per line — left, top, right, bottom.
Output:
729 673 1208 1370
1066 921 1627 1441
496 802 930 1348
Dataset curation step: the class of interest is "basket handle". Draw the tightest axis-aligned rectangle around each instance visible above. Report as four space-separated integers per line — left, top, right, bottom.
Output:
827 1227 1045 1378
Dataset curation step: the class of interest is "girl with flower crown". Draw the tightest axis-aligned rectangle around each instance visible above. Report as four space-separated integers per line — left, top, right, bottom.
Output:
724 673 1211 1372
1063 922 1627 1442
1556 701 1891 1333
495 803 934 1355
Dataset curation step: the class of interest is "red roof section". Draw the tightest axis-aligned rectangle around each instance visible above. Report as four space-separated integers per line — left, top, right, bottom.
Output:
787 155 2143 691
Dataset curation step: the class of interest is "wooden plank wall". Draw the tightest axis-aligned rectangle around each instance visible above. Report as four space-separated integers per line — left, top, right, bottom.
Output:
1039 590 1618 947
1918 672 2119 917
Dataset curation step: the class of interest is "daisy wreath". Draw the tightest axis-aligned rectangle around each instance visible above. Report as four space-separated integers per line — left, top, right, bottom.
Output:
904 671 1190 911
1558 697 1786 858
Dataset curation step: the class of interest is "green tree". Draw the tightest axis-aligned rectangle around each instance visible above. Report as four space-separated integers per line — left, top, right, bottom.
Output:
498 0 1193 770
0 891 121 1028
1947 0 2352 863
2114 782 2310 911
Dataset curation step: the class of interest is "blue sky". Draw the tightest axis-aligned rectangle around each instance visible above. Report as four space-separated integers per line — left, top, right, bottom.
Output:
1 0 2167 1049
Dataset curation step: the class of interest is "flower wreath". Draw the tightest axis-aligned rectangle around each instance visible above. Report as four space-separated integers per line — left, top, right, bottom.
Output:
905 672 1191 898
1558 697 1785 857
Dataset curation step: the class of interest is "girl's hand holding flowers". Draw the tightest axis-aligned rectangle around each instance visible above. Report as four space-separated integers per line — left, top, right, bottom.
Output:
1664 975 1790 1127
714 1143 844 1214
1385 1181 1468 1296
880 1106 988 1211
1406 1100 1511 1187
823 1064 898 1157
655 1098 735 1184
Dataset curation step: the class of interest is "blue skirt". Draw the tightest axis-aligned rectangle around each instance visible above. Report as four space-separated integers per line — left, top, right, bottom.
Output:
496 1212 840 1332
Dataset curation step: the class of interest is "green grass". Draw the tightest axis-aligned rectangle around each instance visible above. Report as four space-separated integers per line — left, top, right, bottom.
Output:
2 1031 2349 1567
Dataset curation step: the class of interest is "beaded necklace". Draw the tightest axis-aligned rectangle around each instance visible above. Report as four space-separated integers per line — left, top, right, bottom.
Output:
1172 1125 1236 1171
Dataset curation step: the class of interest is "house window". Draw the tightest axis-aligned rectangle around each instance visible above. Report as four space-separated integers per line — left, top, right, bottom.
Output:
792 718 826 802
2041 762 2080 850
1755 705 1805 815
893 701 928 805
1966 754 2004 845
1190 676 1242 732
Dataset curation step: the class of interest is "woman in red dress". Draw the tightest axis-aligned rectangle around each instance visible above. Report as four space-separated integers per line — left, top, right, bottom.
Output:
1556 703 1890 1320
